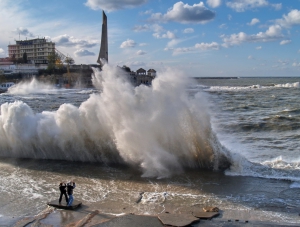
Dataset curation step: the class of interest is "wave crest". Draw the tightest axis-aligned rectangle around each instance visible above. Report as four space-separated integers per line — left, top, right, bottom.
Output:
0 65 230 178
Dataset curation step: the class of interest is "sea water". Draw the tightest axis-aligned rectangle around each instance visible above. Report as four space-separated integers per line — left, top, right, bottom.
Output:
0 66 299 225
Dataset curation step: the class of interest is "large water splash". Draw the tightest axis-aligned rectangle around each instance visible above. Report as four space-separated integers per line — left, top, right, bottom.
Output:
0 64 230 177
7 77 57 95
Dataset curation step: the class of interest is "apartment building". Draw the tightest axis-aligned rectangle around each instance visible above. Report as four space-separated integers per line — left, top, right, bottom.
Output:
8 38 55 64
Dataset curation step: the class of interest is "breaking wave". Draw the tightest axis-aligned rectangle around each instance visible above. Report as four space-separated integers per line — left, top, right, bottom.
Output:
7 77 57 95
226 154 300 183
206 82 299 92
0 65 230 178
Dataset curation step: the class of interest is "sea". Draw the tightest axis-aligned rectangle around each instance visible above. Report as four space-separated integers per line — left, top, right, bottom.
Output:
0 65 299 225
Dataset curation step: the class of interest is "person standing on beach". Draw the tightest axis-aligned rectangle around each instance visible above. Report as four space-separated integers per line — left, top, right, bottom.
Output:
59 182 69 204
67 181 76 206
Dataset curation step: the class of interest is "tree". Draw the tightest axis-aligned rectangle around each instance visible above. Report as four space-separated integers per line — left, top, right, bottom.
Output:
64 56 74 76
64 57 74 65
47 52 63 70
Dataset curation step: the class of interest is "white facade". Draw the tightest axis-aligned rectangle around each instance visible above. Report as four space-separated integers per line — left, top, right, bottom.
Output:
8 38 55 64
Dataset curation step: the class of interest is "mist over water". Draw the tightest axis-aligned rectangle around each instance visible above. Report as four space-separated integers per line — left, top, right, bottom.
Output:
0 65 230 178
7 77 56 95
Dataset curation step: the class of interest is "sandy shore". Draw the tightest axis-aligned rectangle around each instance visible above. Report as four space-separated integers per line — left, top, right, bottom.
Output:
8 202 300 227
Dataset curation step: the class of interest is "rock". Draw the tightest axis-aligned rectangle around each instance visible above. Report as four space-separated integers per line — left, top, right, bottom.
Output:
203 206 219 212
158 212 199 227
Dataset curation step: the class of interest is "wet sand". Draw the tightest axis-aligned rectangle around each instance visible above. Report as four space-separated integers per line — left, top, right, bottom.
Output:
10 204 300 227
0 159 300 226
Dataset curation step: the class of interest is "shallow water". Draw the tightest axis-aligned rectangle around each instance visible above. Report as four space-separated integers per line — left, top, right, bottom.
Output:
0 158 299 225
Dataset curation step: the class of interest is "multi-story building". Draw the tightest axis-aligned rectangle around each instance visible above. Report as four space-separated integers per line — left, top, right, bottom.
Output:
128 68 156 86
8 38 55 64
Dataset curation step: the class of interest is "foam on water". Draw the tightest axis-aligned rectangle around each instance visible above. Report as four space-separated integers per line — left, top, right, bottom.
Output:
206 81 300 92
275 82 299 88
7 77 57 95
0 64 230 178
225 153 300 181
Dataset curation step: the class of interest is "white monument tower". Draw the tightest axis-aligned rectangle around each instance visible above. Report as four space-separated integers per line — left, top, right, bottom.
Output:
97 11 108 67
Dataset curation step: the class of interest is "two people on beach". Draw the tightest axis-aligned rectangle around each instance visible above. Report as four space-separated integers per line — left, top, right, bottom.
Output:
59 181 76 206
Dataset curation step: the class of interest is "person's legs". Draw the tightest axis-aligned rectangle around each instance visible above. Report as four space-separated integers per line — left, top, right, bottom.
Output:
64 192 69 203
59 192 63 203
67 195 73 206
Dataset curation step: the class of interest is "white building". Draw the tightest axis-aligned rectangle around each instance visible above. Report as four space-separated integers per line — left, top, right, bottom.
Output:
8 38 55 64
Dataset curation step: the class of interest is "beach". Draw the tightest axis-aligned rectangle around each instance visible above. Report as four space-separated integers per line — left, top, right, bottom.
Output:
1 159 299 226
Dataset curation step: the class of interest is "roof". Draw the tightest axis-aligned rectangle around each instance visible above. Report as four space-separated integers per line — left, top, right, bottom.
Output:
147 69 156 72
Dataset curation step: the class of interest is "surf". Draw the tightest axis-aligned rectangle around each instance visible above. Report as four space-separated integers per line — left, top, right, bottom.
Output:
0 64 231 178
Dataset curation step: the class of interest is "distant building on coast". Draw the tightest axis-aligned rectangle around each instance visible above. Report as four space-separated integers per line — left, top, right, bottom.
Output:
8 38 55 64
122 66 156 86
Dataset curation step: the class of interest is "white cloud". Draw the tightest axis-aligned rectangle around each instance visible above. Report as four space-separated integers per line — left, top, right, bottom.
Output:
85 0 148 12
133 24 150 32
248 55 254 59
226 0 269 12
149 1 215 24
136 50 146 55
276 9 300 28
280 40 291 45
165 47 194 55
120 39 136 48
219 23 227 29
272 3 282 11
139 43 148 46
152 24 164 33
248 18 260 26
13 27 34 37
298 49 300 53
256 46 262 50
153 31 176 39
52 34 97 48
206 0 222 8
74 49 95 57
195 42 220 50
166 39 182 48
166 41 220 55
228 14 232 20
0 48 5 56
140 9 152 15
222 25 283 47
183 28 194 33
292 62 300 67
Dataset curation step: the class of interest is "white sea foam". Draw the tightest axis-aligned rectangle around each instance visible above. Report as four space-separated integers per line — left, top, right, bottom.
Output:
226 154 300 181
207 84 264 91
141 192 167 204
274 82 299 88
7 77 57 95
207 82 299 92
0 64 229 178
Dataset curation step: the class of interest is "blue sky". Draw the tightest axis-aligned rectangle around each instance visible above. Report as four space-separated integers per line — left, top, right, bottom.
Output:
0 0 300 77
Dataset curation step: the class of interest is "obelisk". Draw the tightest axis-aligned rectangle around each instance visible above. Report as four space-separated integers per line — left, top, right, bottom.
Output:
97 11 108 67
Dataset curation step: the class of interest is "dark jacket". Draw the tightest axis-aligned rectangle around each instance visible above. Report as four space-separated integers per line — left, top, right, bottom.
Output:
67 182 76 195
59 183 67 193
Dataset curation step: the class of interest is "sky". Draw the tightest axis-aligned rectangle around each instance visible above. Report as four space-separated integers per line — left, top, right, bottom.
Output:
0 0 300 77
